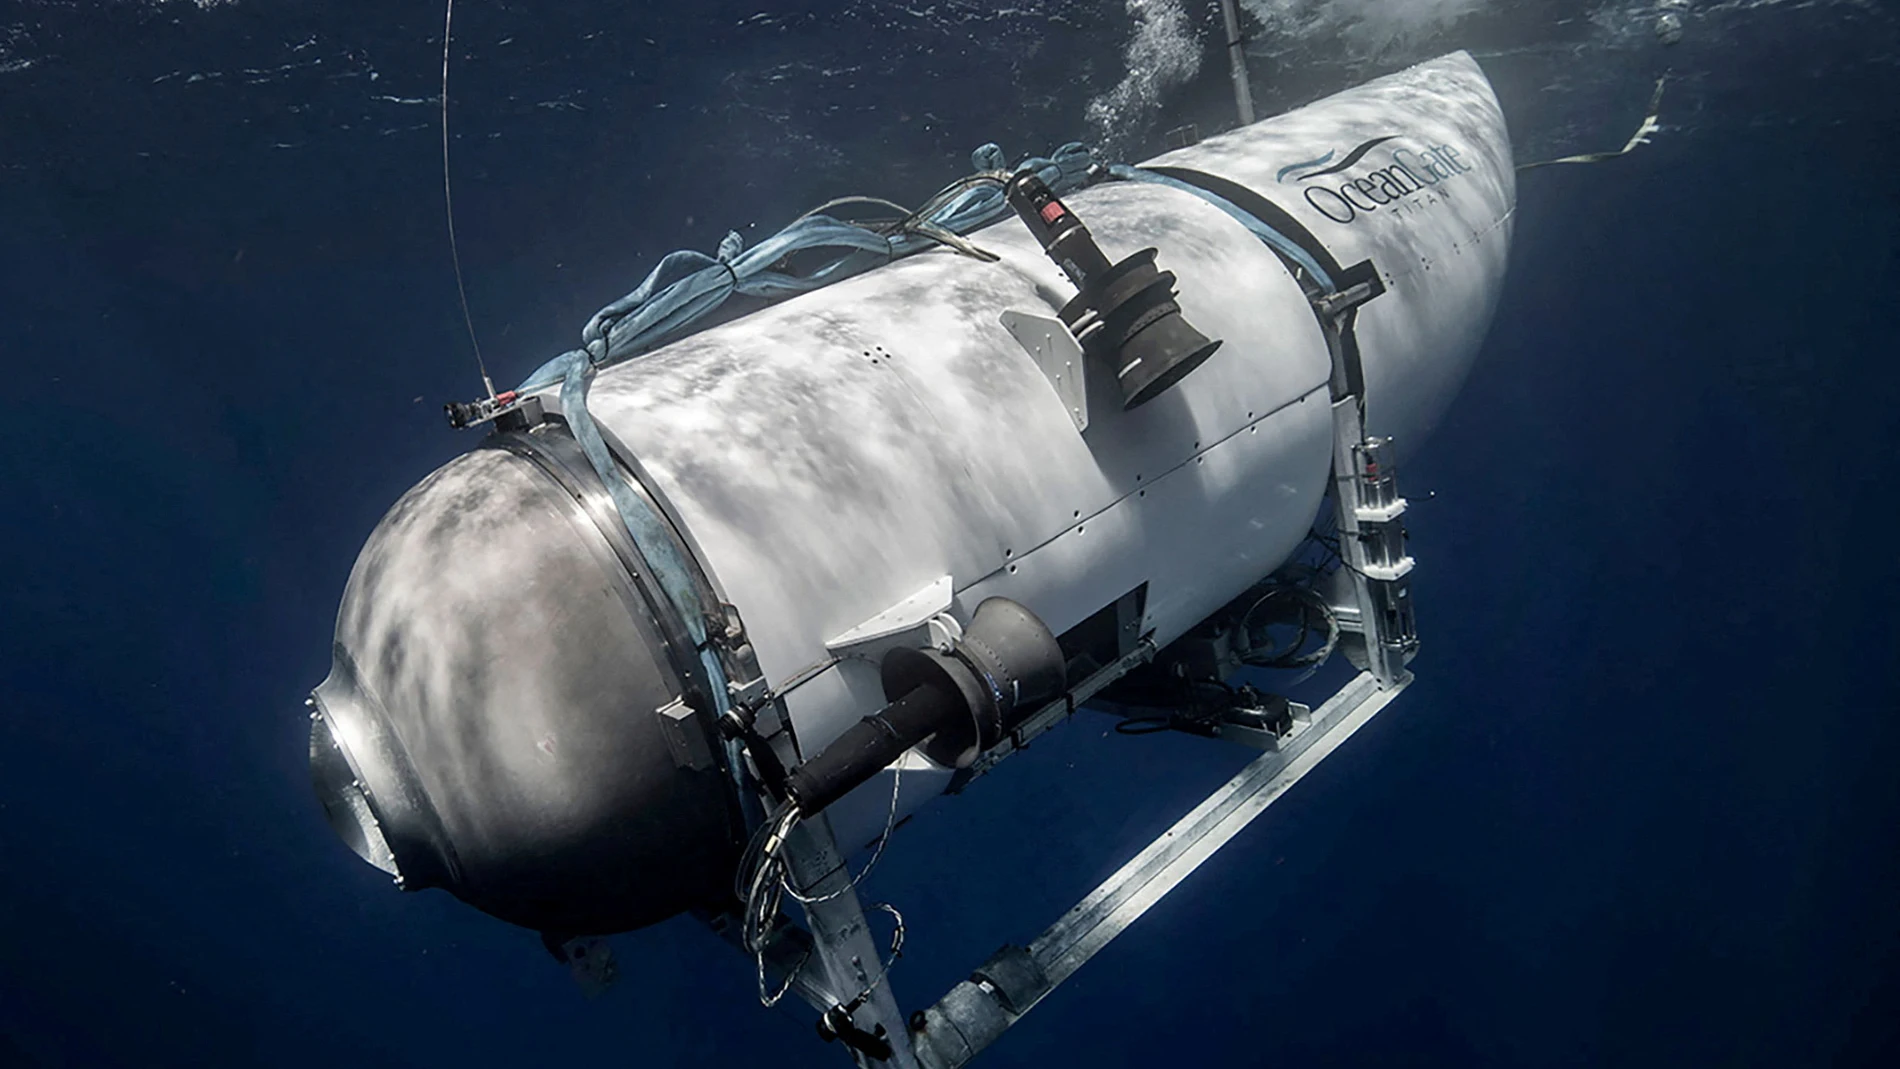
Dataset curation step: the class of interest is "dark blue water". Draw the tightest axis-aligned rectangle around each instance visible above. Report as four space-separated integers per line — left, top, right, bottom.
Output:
3 2 1897 1066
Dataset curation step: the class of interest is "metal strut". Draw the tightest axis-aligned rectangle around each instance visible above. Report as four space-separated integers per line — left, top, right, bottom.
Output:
907 670 1404 1068
778 817 921 1068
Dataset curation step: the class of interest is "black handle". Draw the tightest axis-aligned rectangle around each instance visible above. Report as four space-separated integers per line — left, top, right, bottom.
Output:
1006 172 1113 289
784 684 961 817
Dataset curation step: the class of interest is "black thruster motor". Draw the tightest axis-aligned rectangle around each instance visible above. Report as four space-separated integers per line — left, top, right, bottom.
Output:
1005 172 1223 409
784 598 1065 818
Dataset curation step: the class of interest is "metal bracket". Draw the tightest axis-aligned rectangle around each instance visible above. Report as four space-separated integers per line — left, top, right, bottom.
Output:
1313 280 1378 320
1000 310 1089 432
826 575 957 661
656 697 717 771
926 613 964 654
726 674 770 711
446 390 548 432
1311 259 1386 321
1210 698 1312 750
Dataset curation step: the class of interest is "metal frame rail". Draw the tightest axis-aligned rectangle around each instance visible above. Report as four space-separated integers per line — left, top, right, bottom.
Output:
908 669 1402 1068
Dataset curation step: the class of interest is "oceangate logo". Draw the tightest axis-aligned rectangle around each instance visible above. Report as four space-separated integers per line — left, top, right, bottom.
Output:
1277 135 1473 225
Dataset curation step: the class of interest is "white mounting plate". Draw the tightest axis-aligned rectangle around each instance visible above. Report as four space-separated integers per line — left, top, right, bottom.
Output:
1354 498 1408 524
1000 310 1088 433
824 575 955 656
1360 557 1415 582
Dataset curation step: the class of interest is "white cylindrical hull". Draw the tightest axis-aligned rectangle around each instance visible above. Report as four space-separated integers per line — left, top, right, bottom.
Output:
573 52 1515 842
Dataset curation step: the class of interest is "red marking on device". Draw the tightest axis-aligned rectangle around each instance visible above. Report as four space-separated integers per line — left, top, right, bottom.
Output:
1039 201 1067 224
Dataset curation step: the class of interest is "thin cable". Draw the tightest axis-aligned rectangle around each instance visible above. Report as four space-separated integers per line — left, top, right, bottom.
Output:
757 939 810 1008
1518 76 1667 172
741 805 805 1006
733 799 796 903
851 902 906 1005
780 759 904 906
795 195 916 225
752 860 804 1007
441 0 494 399
888 171 1009 237
1240 587 1339 670
739 761 909 1006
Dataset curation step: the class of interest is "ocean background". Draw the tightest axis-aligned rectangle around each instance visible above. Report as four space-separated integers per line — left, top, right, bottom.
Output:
3 1 1898 1065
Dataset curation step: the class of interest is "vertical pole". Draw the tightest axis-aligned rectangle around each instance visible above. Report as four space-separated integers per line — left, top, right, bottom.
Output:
1219 0 1256 126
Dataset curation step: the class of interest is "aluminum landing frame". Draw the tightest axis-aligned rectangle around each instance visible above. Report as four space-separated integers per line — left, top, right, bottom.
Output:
761 261 1418 1068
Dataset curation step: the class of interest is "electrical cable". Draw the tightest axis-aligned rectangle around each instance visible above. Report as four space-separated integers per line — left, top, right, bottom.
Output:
796 195 916 226
1240 586 1337 670
1518 76 1667 171
780 758 904 906
852 901 907 1005
736 757 909 1007
740 804 804 1006
439 0 493 400
1114 678 1236 734
512 143 1092 394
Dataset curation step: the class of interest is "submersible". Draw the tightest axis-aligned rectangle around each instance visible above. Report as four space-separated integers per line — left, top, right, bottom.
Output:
307 52 1514 1066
